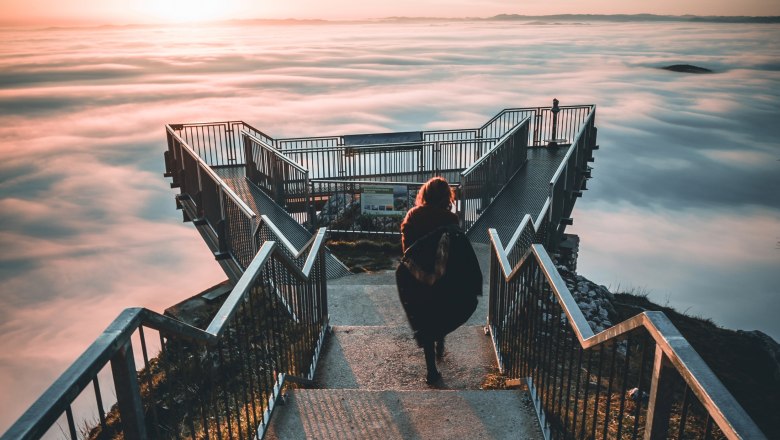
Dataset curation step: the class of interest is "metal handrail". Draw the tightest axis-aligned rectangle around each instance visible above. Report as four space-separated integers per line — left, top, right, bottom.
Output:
460 117 530 178
309 178 460 187
2 231 328 440
245 132 309 173
548 108 594 187
167 124 257 219
478 105 593 132
487 234 767 439
276 138 497 155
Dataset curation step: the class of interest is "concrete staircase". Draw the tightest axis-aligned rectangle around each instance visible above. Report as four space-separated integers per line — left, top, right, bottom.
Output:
265 245 543 440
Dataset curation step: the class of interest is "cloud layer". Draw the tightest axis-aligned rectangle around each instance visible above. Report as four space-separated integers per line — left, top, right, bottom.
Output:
1 20 779 431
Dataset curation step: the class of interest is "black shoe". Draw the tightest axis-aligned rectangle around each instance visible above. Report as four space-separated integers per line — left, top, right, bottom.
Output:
436 340 445 359
426 370 442 385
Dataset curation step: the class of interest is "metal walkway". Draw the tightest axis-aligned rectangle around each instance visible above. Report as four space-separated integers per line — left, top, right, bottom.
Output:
467 146 568 244
213 166 352 279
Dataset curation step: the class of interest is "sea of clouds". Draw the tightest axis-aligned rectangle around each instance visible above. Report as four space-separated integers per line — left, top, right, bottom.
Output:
0 19 778 431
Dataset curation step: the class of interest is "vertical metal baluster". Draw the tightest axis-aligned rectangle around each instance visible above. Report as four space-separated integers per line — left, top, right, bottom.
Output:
241 300 259 439
676 386 691 439
198 348 211 440
521 267 534 379
548 298 564 430
631 334 650 440
703 414 714 440
579 348 593 438
530 265 543 396
615 336 633 439
244 287 261 431
217 340 235 439
561 328 576 439
505 268 518 377
228 305 249 439
197 126 204 163
92 377 107 431
139 326 150 369
569 346 584 439
271 260 286 375
65 404 77 440
263 266 277 420
601 340 619 440
541 283 557 418
590 345 605 440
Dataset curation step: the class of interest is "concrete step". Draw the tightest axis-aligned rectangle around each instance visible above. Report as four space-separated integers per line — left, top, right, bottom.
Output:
315 326 498 390
264 388 543 440
327 283 489 327
327 242 492 287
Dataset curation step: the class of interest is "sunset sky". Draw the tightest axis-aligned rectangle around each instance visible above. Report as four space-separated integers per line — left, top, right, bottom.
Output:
2 0 779 25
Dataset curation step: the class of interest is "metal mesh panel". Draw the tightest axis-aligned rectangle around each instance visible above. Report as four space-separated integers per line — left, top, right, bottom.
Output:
200 171 222 233
180 148 200 202
460 119 530 230
245 134 311 225
223 192 256 269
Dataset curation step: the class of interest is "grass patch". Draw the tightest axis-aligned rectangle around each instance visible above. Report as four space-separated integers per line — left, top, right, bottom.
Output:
326 238 402 273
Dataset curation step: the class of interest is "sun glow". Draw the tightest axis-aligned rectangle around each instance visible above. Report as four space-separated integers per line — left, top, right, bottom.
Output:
141 0 233 23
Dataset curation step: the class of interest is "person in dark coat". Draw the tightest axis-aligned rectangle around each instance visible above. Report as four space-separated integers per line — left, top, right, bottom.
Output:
396 177 482 384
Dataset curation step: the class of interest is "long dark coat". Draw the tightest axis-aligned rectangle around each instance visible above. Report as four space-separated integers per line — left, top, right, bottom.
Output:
396 214 482 345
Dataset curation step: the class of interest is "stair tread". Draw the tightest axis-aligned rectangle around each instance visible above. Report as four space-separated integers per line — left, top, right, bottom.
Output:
264 388 543 440
316 325 497 391
326 284 489 327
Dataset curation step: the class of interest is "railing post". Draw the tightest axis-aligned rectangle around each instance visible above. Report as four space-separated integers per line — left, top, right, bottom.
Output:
110 339 147 439
644 346 675 440
550 98 561 145
305 173 314 227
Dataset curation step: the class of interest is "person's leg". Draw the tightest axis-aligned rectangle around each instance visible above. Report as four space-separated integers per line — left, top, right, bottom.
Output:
423 339 441 384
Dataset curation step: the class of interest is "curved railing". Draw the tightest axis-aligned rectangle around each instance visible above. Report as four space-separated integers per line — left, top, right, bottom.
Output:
487 237 766 439
2 228 330 440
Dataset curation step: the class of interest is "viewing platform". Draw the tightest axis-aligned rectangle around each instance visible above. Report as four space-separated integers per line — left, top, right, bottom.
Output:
3 102 767 440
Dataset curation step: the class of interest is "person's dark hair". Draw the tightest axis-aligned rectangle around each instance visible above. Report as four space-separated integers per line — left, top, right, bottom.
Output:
415 176 454 209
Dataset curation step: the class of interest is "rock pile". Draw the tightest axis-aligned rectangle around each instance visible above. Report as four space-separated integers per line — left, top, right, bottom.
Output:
552 234 616 333
555 264 617 333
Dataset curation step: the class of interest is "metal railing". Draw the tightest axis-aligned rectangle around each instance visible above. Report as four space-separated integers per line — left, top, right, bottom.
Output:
298 117 529 236
166 125 259 275
459 117 530 230
2 229 330 440
244 133 312 225
479 107 596 261
278 138 496 180
479 104 593 146
487 239 766 440
170 121 274 167
546 107 597 250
